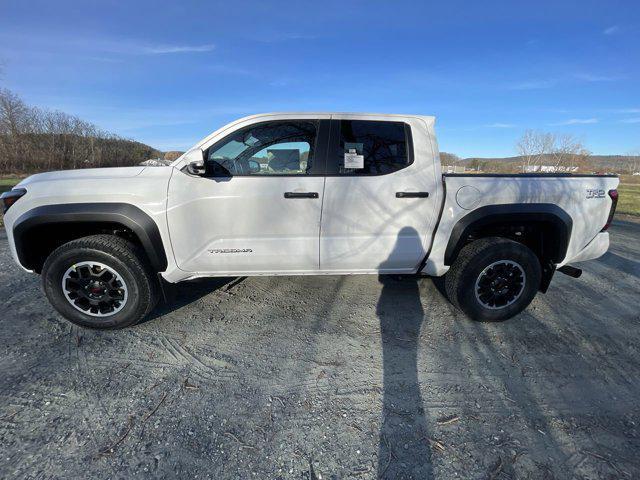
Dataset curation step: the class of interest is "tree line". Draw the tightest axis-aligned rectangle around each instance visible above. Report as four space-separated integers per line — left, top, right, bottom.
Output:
442 131 619 174
515 130 591 172
0 88 161 175
442 131 593 173
442 130 639 174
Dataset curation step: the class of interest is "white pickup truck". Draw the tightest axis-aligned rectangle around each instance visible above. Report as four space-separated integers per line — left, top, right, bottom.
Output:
1 113 619 329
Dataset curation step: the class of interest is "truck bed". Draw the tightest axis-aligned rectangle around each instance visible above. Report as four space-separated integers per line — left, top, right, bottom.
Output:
421 173 619 276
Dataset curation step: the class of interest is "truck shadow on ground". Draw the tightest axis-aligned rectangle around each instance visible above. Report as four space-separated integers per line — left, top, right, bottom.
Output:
376 273 434 479
144 277 243 323
376 226 434 478
597 251 640 279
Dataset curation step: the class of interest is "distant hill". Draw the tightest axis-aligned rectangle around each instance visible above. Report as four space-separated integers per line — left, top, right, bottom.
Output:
445 153 640 174
0 87 165 175
0 132 162 174
163 151 184 162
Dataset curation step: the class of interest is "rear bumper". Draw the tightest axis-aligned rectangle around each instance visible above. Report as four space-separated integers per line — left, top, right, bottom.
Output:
560 232 609 266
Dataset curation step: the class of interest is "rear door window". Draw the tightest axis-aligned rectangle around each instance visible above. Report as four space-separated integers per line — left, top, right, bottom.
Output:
329 120 413 175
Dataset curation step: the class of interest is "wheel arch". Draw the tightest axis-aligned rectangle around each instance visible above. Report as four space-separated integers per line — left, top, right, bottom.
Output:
444 204 573 267
13 203 168 273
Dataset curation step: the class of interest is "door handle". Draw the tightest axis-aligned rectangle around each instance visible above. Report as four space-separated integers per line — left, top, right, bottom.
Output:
284 192 319 199
396 191 429 198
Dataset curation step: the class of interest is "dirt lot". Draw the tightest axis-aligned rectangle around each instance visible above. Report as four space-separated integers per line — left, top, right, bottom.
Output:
1 219 639 479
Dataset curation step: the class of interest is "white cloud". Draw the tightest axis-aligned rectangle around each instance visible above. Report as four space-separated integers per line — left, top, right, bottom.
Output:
141 44 215 54
80 38 215 55
254 33 319 43
574 73 624 82
484 123 516 128
550 118 598 126
603 25 620 35
620 118 640 124
509 72 624 91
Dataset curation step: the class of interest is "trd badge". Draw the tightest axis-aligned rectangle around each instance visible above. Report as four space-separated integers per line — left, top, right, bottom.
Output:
586 189 605 199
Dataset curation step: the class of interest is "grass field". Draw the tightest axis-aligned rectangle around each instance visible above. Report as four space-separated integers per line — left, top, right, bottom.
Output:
617 175 640 217
0 177 24 194
618 184 640 216
0 177 26 227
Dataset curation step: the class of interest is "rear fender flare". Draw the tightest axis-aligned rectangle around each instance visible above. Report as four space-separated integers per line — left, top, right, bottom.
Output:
444 203 573 266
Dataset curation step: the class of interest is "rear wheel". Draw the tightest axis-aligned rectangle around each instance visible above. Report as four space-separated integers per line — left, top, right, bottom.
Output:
445 237 541 322
42 234 159 329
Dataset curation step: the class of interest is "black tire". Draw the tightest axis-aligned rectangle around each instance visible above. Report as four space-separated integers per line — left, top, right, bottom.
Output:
42 234 159 329
445 237 541 322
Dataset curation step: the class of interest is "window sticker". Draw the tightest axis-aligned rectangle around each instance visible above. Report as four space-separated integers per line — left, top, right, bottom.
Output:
343 142 364 169
344 150 364 169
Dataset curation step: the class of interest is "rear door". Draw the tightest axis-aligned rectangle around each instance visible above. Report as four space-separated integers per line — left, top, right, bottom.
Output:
167 118 329 275
319 116 440 273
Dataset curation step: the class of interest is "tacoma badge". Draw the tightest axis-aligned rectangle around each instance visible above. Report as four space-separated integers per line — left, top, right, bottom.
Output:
208 248 253 254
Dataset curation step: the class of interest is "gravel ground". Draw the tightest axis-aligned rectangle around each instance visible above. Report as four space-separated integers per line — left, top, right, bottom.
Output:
1 218 639 479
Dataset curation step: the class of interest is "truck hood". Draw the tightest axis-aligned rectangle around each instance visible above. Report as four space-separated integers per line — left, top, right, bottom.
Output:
16 167 146 187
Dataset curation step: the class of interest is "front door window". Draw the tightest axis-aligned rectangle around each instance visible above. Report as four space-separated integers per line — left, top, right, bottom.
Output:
206 121 318 176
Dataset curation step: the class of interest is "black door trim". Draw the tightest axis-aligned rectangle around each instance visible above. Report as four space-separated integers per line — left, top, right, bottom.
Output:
396 191 429 198
284 192 319 199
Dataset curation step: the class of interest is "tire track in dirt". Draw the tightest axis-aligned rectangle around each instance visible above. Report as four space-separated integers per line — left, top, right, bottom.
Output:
155 334 237 382
2 223 640 479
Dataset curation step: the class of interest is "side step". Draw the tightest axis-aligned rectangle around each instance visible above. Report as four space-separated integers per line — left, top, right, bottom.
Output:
558 265 583 278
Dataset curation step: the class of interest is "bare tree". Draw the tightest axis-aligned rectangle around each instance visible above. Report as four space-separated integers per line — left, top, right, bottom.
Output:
163 151 184 162
0 88 161 174
516 130 590 173
623 150 640 174
549 134 590 171
440 152 462 172
516 130 553 172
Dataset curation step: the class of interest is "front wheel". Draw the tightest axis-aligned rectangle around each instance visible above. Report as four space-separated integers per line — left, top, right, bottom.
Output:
42 235 159 329
445 237 542 322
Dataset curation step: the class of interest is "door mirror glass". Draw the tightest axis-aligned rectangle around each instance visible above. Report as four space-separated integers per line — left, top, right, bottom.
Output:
247 159 261 174
186 160 206 176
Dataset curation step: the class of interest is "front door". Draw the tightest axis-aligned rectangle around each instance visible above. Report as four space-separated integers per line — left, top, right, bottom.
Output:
167 119 328 275
320 117 440 273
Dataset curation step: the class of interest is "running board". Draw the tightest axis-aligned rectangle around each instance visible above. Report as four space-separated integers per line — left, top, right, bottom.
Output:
558 265 582 278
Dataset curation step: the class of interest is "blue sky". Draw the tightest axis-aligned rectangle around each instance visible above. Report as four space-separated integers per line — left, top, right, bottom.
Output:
1 0 639 157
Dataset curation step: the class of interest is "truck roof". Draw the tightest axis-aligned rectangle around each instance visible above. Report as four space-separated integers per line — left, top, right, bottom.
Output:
235 112 436 122
191 112 436 151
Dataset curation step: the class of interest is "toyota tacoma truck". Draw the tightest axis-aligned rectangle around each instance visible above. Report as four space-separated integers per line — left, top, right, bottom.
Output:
1 113 619 329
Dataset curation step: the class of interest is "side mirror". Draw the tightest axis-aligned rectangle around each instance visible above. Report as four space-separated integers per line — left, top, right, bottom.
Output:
247 159 261 174
187 160 206 176
182 148 206 176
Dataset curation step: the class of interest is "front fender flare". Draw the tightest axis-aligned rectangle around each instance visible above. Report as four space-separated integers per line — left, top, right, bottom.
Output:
13 203 168 271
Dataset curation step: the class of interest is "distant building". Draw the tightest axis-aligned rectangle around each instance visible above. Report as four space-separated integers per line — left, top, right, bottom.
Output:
443 165 468 174
140 158 171 167
524 165 579 173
